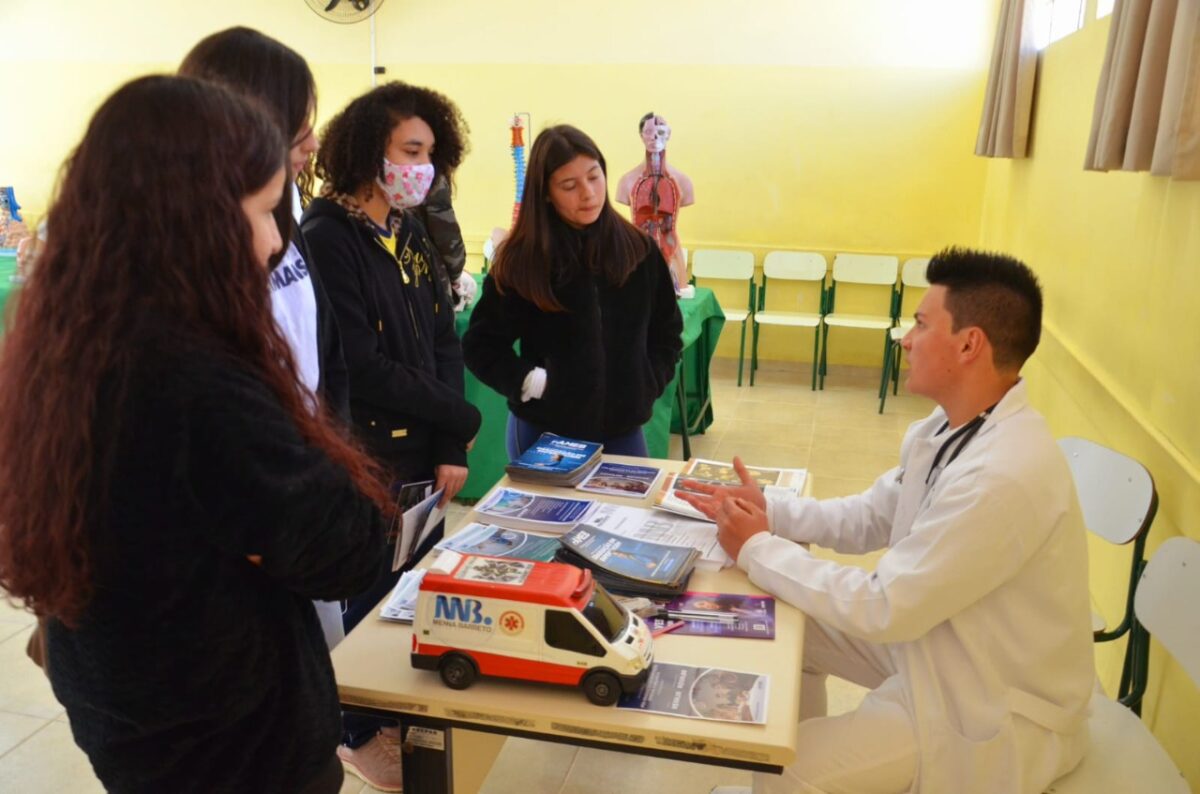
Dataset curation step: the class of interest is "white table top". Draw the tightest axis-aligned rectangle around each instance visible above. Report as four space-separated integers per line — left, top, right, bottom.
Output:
331 455 804 770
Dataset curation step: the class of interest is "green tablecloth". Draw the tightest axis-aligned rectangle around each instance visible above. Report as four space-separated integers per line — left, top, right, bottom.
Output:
0 254 18 329
455 278 725 499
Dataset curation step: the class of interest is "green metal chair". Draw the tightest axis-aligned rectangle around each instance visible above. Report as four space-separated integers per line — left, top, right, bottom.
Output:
691 249 756 386
878 257 930 413
818 253 898 389
748 251 827 390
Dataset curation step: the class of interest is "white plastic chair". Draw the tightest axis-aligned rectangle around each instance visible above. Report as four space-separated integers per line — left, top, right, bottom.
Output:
482 237 496 274
819 254 899 389
1059 437 1158 711
878 257 930 412
1045 536 1196 793
691 249 756 386
749 251 827 390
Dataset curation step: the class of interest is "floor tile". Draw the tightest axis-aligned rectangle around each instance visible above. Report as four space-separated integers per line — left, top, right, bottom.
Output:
0 627 64 720
825 677 870 717
0 597 35 626
0 711 48 758
0 721 103 793
806 447 899 482
479 737 578 794
561 745 751 794
809 476 878 501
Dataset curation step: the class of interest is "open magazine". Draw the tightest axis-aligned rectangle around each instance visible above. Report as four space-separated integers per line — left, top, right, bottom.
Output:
654 459 807 523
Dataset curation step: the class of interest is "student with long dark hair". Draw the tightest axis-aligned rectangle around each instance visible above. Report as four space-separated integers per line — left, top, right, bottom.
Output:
301 80 481 790
0 76 390 794
463 124 682 458
179 25 351 650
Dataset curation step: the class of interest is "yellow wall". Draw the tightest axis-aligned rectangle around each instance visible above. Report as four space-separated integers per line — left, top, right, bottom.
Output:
978 18 1200 786
1 0 991 366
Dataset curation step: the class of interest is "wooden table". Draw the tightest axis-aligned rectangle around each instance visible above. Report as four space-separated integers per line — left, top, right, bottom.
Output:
332 456 805 793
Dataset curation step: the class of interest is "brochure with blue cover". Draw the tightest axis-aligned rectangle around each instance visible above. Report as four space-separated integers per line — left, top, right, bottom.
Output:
505 433 603 486
576 461 662 498
436 522 561 562
475 487 596 534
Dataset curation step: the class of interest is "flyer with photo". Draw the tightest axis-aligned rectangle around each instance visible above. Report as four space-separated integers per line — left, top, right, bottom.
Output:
436 522 560 562
475 488 595 533
649 591 776 640
576 461 662 498
617 662 769 725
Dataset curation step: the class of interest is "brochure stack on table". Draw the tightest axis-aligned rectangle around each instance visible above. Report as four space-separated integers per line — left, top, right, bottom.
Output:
505 433 603 487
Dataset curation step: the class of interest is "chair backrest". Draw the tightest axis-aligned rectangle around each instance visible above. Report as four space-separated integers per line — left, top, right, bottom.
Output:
482 237 496 273
1135 536 1200 689
763 251 826 281
831 253 899 285
1059 437 1157 546
901 257 930 288
692 249 755 281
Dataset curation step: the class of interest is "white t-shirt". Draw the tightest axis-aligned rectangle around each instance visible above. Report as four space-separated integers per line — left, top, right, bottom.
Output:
269 185 320 403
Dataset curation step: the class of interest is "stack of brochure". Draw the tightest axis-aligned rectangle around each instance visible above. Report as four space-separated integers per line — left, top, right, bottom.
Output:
474 487 596 534
505 433 603 487
654 458 808 523
555 525 699 597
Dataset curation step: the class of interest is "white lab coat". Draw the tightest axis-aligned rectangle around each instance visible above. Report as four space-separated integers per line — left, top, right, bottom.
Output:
740 380 1094 794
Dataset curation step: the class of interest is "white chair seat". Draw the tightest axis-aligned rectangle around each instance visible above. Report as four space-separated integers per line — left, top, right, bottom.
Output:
824 313 893 330
1045 692 1188 793
755 310 821 328
889 321 914 341
724 308 750 323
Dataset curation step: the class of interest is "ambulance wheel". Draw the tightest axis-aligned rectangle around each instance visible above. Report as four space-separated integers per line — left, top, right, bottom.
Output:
439 653 476 690
582 671 621 706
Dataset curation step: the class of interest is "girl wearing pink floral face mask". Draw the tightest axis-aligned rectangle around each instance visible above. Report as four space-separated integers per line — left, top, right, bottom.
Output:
299 82 481 791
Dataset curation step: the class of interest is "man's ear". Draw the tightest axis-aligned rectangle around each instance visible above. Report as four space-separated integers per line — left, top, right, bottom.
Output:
958 326 989 365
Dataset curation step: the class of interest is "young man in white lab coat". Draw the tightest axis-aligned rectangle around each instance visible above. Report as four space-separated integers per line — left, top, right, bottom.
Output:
684 248 1094 794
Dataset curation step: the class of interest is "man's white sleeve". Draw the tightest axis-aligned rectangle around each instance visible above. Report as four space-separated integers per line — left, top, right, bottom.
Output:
765 467 902 554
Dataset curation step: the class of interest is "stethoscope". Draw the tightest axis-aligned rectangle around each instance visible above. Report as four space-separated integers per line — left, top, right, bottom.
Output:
895 403 998 487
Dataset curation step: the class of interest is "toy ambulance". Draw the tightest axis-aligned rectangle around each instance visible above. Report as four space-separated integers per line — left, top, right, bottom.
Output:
411 551 654 705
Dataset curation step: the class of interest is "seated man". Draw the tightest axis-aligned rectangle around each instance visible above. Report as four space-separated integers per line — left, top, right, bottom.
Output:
685 248 1094 794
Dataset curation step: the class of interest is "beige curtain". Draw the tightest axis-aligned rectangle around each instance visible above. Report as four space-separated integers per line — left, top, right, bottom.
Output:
1085 0 1200 178
976 0 1039 158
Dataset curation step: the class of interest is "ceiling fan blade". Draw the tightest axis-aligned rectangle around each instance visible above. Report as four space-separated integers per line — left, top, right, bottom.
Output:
324 0 341 12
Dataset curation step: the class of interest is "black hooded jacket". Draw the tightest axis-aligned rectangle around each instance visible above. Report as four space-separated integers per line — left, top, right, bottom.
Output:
301 198 480 480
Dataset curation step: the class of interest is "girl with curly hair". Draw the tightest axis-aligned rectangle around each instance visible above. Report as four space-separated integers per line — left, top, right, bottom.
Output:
301 81 481 789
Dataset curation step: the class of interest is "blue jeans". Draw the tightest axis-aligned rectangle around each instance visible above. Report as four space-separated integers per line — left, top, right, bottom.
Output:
505 414 648 460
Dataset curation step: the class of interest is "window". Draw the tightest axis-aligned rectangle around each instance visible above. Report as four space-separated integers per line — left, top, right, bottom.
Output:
1033 0 1086 48
1096 0 1115 18
545 611 605 657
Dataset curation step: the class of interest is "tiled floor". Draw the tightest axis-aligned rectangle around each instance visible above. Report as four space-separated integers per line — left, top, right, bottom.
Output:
0 358 934 793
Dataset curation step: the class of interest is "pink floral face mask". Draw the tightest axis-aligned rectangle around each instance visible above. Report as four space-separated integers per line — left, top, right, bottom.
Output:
377 159 435 210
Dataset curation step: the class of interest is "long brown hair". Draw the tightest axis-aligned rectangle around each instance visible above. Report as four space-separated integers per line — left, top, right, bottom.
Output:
179 26 317 235
0 76 390 626
490 125 650 312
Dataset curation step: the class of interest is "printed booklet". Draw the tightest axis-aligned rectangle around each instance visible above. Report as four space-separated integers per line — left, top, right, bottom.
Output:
648 591 776 640
555 525 698 597
435 522 561 562
504 433 603 487
654 459 808 523
617 662 769 724
475 487 596 534
576 461 662 499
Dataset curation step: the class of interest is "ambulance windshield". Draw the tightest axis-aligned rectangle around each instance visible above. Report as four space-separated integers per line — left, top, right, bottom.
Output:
581 584 628 643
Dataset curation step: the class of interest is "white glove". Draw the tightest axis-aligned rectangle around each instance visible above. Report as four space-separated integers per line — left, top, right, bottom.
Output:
521 367 547 402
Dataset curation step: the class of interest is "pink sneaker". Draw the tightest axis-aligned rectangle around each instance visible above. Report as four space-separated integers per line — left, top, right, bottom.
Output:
337 727 404 792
